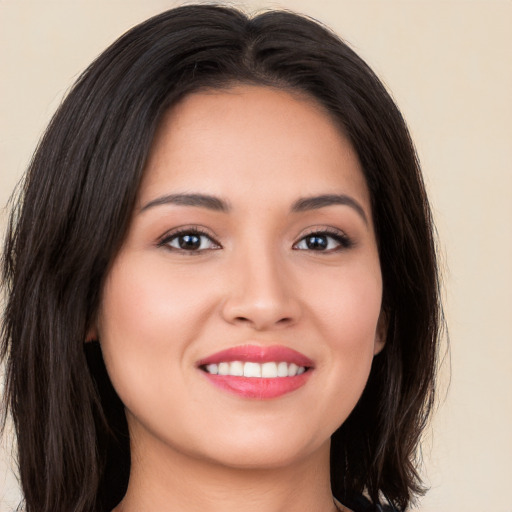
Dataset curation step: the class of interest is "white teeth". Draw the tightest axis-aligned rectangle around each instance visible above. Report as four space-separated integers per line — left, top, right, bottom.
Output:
218 362 229 375
243 362 262 377
277 361 289 377
206 363 218 375
288 363 298 377
261 362 278 378
230 361 244 376
204 361 307 378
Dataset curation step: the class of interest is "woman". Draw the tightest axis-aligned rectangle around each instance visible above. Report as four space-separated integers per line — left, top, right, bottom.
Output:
1 4 440 512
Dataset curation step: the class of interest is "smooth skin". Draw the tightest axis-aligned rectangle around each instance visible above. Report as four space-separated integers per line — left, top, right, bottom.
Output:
93 85 385 512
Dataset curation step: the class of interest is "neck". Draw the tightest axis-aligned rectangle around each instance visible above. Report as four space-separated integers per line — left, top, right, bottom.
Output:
114 432 339 512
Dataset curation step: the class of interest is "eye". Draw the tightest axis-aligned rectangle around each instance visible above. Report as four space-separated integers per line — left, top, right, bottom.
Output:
293 230 352 252
159 228 221 253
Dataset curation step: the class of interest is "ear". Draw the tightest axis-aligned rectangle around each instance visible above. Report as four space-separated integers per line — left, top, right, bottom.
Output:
85 324 98 343
373 310 387 355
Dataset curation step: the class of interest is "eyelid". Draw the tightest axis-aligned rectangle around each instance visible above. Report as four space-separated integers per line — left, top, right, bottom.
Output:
293 226 354 251
157 225 222 251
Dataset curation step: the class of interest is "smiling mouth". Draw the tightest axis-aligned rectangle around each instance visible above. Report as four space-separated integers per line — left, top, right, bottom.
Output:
197 345 313 399
201 361 308 378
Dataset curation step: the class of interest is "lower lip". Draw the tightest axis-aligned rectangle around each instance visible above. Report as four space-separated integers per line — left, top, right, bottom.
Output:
202 372 311 399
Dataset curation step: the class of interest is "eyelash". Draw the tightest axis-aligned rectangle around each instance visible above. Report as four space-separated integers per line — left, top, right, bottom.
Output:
158 227 221 254
292 228 353 252
158 227 353 254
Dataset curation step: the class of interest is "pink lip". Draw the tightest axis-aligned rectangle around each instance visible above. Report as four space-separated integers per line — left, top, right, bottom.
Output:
197 344 314 367
197 345 314 400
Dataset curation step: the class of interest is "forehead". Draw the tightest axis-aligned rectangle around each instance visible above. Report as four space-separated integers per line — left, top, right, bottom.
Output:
140 85 370 213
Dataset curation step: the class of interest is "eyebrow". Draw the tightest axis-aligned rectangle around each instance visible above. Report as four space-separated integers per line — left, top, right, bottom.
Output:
140 193 230 213
140 192 368 224
291 194 368 224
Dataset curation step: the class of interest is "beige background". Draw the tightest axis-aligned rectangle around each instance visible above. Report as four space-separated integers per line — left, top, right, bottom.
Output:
1 1 511 511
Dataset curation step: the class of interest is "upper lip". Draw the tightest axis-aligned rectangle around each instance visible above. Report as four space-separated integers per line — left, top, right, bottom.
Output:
197 344 314 368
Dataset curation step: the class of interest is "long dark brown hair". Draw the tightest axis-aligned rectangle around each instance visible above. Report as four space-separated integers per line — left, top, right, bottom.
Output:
1 5 441 512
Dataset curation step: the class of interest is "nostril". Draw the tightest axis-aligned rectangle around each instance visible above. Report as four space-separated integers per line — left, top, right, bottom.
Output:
221 295 301 330
232 315 293 329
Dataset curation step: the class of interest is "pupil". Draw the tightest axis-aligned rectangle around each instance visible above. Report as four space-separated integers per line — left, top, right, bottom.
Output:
306 235 327 250
179 234 201 250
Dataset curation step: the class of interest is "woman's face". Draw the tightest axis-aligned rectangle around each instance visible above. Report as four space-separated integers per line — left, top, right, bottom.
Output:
95 85 384 471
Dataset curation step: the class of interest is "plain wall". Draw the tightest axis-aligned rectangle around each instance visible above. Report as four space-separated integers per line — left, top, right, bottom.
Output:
1 1 511 511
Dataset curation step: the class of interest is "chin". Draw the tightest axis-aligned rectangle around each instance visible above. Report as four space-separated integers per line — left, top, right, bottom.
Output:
191 424 332 471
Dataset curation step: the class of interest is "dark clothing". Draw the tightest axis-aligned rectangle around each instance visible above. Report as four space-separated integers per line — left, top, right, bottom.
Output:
342 494 399 512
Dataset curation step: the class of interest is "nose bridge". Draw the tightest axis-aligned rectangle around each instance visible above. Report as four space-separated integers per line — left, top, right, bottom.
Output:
222 233 300 329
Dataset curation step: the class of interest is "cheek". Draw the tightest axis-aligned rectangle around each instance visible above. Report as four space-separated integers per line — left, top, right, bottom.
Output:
308 261 382 347
302 260 382 406
99 254 212 344
95 255 214 406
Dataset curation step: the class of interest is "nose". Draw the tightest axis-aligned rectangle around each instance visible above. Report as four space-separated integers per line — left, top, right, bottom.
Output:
220 248 302 331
